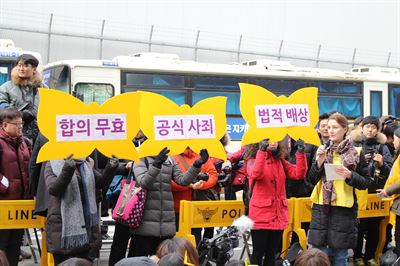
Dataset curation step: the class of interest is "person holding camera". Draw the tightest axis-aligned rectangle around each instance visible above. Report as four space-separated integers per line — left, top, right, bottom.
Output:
245 138 307 266
307 112 370 266
131 147 209 256
350 116 393 266
171 147 218 244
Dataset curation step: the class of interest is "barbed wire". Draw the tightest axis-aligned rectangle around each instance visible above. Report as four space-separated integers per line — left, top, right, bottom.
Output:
0 8 398 68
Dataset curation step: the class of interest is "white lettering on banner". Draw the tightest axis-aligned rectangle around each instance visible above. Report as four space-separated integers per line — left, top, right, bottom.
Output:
255 104 310 128
154 115 216 140
56 114 127 142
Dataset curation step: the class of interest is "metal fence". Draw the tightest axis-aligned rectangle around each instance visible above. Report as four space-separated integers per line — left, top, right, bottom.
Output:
0 10 399 70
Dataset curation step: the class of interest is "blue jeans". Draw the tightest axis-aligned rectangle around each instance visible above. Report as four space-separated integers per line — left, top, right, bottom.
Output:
318 247 348 266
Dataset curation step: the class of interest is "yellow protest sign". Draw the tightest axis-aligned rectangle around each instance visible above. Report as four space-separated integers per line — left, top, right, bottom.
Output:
37 89 140 162
239 84 320 146
138 91 227 159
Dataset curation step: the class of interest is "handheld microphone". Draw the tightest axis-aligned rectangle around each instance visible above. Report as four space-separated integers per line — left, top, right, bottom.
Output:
324 140 331 150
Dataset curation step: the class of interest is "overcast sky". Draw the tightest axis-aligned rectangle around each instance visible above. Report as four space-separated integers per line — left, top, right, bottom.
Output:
1 0 399 65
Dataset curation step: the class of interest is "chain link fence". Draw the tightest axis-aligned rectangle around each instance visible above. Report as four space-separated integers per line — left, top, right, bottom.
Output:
0 10 399 71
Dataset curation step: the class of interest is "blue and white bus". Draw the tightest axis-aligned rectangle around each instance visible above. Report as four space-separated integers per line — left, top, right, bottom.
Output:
43 53 400 142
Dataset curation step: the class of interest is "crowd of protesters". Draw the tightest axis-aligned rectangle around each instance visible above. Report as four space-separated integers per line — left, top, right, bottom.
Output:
2 54 400 266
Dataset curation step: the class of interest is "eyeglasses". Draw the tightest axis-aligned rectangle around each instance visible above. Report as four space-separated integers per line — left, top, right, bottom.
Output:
7 122 24 127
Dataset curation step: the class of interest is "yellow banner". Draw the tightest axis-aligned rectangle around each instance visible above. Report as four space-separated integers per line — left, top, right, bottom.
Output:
0 200 45 229
138 91 227 159
37 89 140 162
239 84 320 146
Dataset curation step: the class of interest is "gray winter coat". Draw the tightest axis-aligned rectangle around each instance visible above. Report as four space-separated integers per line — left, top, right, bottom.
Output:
0 68 45 141
132 156 200 237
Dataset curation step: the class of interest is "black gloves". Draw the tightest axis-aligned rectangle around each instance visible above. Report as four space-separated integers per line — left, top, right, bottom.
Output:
259 139 269 151
296 139 305 153
153 147 170 168
60 154 76 179
193 149 209 168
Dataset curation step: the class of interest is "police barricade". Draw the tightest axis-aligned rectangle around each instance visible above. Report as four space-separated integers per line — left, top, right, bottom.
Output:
176 199 295 257
0 200 48 265
293 194 392 260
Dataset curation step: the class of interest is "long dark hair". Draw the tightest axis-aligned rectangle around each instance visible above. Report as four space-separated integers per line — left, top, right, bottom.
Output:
242 140 288 160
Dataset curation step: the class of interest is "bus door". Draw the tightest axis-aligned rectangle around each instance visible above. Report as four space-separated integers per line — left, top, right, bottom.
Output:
363 82 388 117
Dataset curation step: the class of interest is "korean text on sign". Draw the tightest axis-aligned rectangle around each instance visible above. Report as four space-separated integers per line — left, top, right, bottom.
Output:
255 104 310 128
154 115 216 140
56 114 127 142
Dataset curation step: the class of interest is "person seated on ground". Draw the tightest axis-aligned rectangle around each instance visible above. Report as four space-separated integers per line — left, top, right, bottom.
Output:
158 253 184 266
155 237 199 266
294 248 331 266
57 257 93 266
115 256 157 266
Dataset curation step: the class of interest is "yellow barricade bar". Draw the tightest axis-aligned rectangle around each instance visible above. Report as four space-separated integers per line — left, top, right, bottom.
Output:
0 200 48 265
176 199 295 257
0 200 45 229
293 194 392 260
176 200 245 246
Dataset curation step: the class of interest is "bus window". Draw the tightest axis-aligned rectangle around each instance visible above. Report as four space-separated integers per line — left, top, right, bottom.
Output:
317 81 361 94
192 91 240 115
255 79 309 94
150 90 186 105
122 88 186 105
75 83 114 105
370 91 382 117
192 76 246 90
389 84 400 117
123 73 184 88
319 96 362 118
0 62 12 85
43 65 70 93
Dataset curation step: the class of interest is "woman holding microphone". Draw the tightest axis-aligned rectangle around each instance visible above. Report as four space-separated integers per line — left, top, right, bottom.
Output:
307 112 370 266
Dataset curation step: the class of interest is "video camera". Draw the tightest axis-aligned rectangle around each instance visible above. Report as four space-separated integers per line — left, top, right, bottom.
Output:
198 226 240 266
364 138 381 179
197 172 209 182
216 160 245 188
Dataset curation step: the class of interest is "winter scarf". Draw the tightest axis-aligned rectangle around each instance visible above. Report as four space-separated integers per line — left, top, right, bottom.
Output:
50 159 98 249
322 138 359 205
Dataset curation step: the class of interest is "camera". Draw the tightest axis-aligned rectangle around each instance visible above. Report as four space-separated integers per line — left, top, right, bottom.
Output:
363 141 381 179
198 226 240 266
197 172 209 182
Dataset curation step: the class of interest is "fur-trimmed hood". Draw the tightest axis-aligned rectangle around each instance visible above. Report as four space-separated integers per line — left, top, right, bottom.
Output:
350 126 387 144
11 67 43 87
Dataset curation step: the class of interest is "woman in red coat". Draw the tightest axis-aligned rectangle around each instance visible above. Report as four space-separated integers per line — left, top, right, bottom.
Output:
245 139 307 266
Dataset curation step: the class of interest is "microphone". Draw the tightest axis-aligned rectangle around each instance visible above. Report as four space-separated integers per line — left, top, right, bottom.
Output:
232 215 254 234
324 140 331 150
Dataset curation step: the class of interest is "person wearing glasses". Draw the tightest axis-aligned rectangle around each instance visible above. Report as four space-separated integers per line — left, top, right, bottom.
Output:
0 108 32 266
0 54 45 142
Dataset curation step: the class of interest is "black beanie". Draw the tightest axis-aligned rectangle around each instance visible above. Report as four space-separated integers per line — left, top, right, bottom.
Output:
362 116 380 129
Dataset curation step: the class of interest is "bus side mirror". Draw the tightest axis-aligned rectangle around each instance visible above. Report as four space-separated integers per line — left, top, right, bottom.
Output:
72 91 84 102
